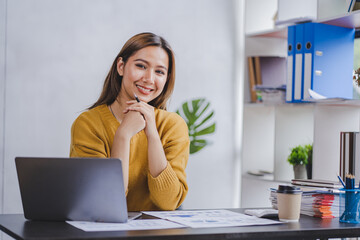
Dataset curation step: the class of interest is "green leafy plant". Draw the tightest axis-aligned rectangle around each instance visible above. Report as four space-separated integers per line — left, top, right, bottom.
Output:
176 98 216 154
287 145 308 166
305 144 313 165
305 144 313 179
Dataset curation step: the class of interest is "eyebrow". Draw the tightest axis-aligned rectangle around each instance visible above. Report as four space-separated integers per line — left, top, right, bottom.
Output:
134 59 168 71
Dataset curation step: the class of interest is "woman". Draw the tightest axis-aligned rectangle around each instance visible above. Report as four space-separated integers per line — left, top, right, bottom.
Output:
70 32 189 211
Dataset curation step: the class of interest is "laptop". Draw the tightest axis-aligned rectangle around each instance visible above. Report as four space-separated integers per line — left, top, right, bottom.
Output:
15 157 130 223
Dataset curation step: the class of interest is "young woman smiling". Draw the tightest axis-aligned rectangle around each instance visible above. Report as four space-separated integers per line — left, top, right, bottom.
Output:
70 33 189 211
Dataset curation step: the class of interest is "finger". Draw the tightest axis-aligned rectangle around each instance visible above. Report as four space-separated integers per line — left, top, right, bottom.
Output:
123 108 144 115
123 107 145 117
124 106 143 113
125 102 151 111
126 100 138 105
126 100 153 108
126 107 153 120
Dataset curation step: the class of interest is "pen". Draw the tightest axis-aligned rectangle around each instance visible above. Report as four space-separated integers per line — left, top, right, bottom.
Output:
133 93 145 119
337 174 346 188
134 93 140 103
345 174 355 189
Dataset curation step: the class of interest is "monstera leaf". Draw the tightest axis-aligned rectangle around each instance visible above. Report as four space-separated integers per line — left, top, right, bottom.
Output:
176 98 216 154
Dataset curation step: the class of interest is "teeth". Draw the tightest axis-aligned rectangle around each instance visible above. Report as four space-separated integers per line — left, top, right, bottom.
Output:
137 86 151 92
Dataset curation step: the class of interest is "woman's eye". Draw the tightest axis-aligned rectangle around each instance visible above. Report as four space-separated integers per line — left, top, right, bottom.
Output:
135 64 146 69
156 70 165 75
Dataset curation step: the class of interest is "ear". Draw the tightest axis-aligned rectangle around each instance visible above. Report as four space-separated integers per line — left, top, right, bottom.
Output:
117 57 124 76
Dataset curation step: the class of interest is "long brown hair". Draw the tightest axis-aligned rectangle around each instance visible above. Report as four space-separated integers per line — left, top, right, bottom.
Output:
89 32 175 110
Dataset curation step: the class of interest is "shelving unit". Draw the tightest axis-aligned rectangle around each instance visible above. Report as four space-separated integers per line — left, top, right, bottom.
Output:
246 9 360 40
321 10 360 29
241 2 360 208
246 28 287 39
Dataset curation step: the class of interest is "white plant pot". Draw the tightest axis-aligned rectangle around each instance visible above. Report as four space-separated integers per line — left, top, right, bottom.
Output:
293 164 307 179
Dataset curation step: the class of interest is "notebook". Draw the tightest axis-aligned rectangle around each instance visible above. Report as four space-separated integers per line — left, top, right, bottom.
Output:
15 157 129 223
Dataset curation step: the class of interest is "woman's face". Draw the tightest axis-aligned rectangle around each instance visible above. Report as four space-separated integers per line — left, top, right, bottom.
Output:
117 46 169 103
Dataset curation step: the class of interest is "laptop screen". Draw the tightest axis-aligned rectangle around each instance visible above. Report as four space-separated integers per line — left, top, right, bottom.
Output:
15 157 128 223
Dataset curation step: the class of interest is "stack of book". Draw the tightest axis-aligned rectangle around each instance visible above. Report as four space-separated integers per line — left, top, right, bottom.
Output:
301 191 340 218
270 179 341 219
291 179 343 189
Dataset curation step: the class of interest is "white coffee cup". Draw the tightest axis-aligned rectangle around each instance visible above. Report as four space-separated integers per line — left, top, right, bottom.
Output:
277 185 302 222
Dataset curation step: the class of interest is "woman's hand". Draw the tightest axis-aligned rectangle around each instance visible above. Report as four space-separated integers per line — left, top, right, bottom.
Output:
124 100 168 178
118 110 146 140
111 109 145 194
123 100 158 138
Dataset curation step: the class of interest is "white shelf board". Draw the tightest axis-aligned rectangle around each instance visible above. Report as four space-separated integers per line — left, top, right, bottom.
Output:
308 99 360 107
319 10 360 29
244 99 360 108
246 27 287 39
247 10 360 38
244 102 314 108
242 173 291 184
244 102 286 107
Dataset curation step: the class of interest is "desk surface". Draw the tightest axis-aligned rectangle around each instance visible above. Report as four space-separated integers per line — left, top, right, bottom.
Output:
1 209 360 240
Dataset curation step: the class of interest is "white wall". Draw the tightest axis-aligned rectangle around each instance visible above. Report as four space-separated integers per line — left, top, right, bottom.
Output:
1 0 241 214
242 105 275 175
313 105 360 181
0 0 6 215
274 105 314 182
245 0 277 35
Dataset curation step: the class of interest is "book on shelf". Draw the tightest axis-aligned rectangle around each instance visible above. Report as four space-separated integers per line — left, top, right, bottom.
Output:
247 57 257 103
254 57 262 86
291 179 343 189
247 56 286 103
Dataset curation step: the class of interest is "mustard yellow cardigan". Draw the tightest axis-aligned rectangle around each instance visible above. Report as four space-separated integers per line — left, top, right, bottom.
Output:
70 104 189 211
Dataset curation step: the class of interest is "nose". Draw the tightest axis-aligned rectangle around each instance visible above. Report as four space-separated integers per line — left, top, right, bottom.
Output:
144 69 155 84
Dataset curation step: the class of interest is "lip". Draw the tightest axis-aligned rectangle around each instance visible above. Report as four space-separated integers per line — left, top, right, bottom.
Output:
136 84 154 95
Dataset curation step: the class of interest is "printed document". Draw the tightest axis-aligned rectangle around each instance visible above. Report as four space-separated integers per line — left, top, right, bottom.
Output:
67 219 185 232
142 209 281 228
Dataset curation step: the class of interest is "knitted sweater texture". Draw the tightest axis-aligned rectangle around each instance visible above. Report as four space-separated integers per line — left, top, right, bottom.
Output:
70 104 189 211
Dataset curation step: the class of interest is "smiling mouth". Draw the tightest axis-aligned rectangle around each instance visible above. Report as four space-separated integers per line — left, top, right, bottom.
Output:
136 85 153 93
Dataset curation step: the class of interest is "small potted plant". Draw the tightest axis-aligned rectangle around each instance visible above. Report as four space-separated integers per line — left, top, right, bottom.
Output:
305 144 313 179
287 145 308 179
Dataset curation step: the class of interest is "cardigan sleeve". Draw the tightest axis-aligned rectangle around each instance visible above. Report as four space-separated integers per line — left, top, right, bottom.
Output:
147 113 189 210
70 113 108 158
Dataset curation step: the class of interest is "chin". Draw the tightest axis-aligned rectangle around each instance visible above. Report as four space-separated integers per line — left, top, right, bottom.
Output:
143 93 160 102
